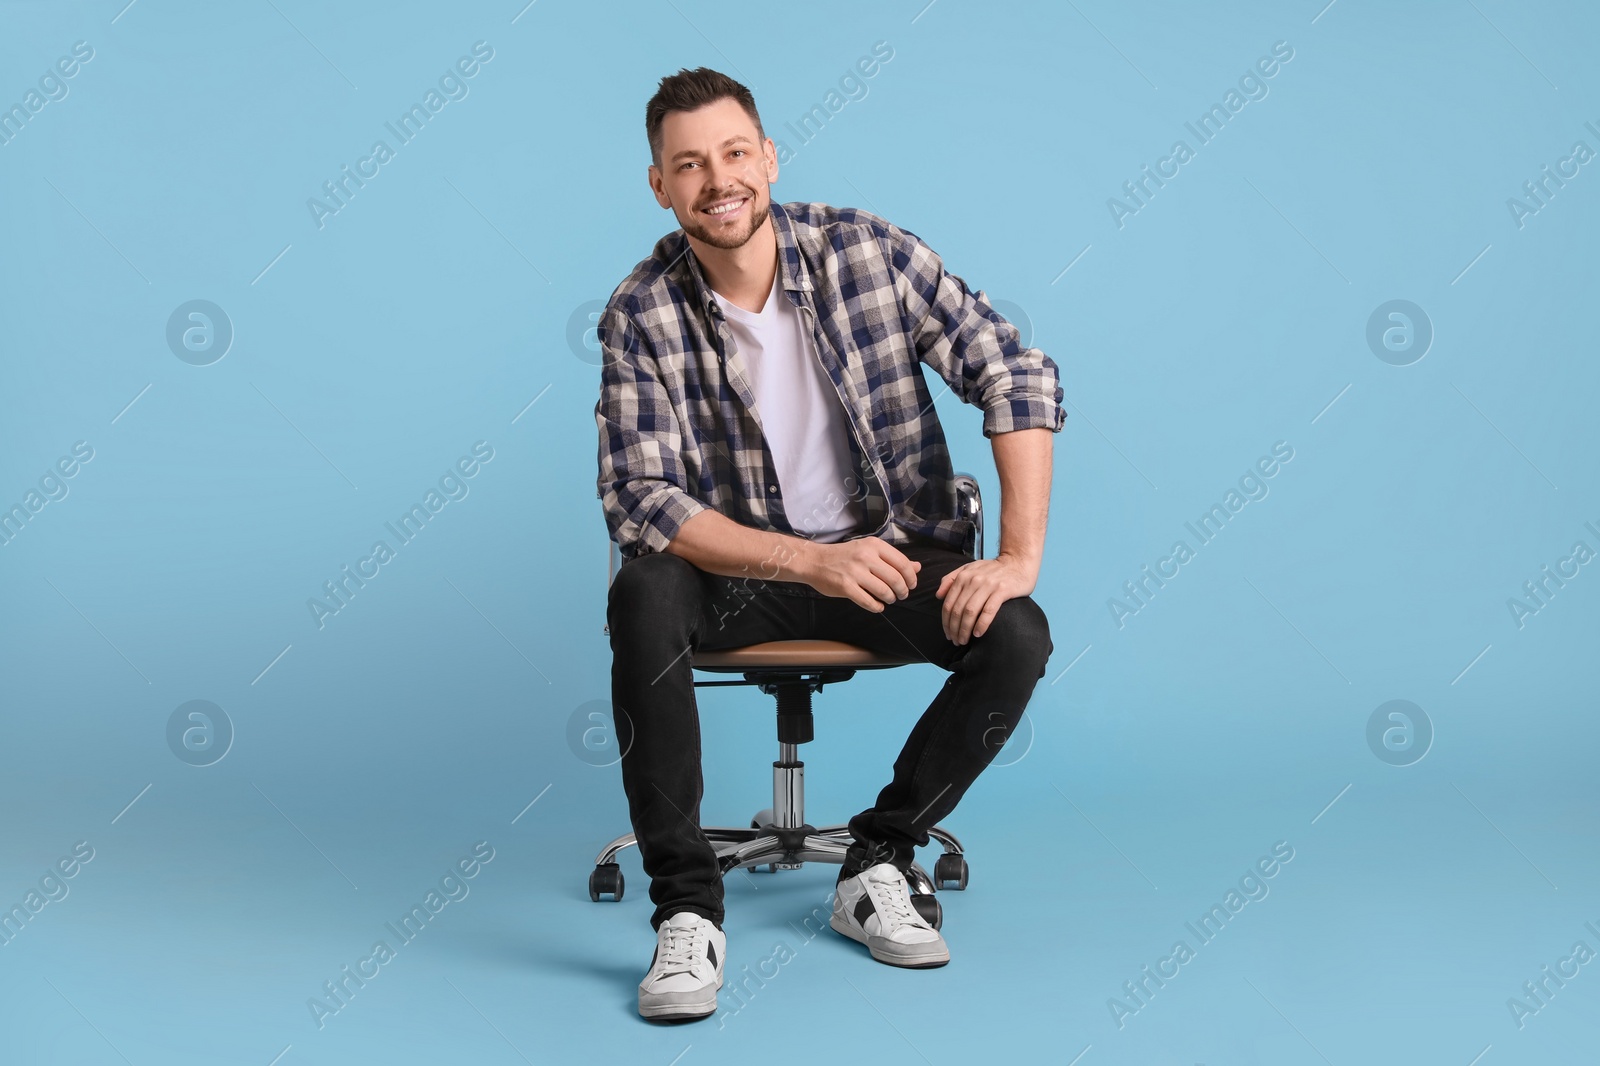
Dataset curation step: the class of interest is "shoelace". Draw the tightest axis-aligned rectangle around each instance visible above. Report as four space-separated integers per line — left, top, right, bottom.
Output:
655 924 708 977
868 874 925 929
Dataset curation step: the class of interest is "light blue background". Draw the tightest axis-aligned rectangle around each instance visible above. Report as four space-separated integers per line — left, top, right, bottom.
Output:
2 0 1597 1062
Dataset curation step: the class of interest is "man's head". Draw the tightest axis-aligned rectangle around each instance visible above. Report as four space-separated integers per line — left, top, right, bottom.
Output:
645 67 778 251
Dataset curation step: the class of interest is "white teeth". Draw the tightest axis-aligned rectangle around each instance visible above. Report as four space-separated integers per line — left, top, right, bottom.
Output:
707 199 744 214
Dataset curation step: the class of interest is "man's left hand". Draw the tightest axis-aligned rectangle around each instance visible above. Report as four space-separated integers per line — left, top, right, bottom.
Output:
935 552 1039 645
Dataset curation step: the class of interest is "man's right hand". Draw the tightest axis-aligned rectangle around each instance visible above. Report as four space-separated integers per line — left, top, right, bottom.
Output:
797 538 921 612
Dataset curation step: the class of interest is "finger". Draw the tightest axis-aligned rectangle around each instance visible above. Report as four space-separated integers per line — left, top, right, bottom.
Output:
859 570 898 607
940 571 970 642
882 548 920 591
960 592 998 633
868 558 911 601
962 585 1001 643
949 578 987 644
848 584 885 612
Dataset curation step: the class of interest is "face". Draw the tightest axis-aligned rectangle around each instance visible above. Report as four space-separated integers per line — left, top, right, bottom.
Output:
650 97 777 250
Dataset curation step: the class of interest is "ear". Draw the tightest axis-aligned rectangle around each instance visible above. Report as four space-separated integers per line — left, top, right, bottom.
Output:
648 166 672 210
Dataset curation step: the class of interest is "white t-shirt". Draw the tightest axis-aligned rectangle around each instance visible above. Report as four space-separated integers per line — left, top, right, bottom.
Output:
710 269 865 543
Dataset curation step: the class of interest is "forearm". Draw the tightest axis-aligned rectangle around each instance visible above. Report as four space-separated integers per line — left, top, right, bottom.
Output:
991 426 1052 571
662 507 817 584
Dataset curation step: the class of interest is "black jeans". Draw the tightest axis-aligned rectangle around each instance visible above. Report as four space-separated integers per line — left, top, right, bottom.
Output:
606 534 1054 932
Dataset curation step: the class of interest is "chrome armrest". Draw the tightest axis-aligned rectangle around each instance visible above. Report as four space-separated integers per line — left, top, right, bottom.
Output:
951 471 983 560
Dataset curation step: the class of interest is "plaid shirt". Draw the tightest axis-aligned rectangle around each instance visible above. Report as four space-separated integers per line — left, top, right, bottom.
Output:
594 199 1065 563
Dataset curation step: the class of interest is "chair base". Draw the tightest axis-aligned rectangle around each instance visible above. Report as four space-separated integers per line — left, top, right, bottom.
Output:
592 820 965 900
589 661 971 913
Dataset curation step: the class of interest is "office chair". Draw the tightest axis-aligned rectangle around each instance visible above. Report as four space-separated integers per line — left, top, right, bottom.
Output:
588 474 985 930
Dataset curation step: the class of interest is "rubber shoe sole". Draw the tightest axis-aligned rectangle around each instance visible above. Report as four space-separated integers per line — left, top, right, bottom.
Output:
639 970 724 1022
829 911 950 968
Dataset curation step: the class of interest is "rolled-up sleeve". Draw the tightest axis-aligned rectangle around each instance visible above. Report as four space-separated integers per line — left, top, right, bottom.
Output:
884 221 1066 438
594 304 708 559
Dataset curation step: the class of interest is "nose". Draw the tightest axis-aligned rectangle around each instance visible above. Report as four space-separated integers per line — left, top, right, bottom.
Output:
703 157 741 194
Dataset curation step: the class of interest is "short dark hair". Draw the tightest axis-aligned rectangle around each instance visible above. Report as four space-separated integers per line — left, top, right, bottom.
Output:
646 66 764 169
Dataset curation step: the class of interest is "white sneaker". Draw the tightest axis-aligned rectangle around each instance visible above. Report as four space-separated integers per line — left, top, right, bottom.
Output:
638 912 725 1021
830 863 949 968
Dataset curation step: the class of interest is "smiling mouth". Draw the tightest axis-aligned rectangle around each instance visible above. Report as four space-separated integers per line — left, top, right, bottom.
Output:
701 196 749 219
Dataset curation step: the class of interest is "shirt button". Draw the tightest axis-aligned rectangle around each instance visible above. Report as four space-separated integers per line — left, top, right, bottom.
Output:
767 484 778 494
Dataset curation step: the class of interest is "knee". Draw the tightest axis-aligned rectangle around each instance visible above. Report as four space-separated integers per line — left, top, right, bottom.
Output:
977 596 1053 678
607 549 705 635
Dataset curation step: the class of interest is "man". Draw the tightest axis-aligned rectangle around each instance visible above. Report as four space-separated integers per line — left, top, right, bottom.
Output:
595 66 1064 1022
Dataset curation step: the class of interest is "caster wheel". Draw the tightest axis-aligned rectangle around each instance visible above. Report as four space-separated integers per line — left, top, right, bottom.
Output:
589 863 624 902
911 892 942 930
933 853 969 891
